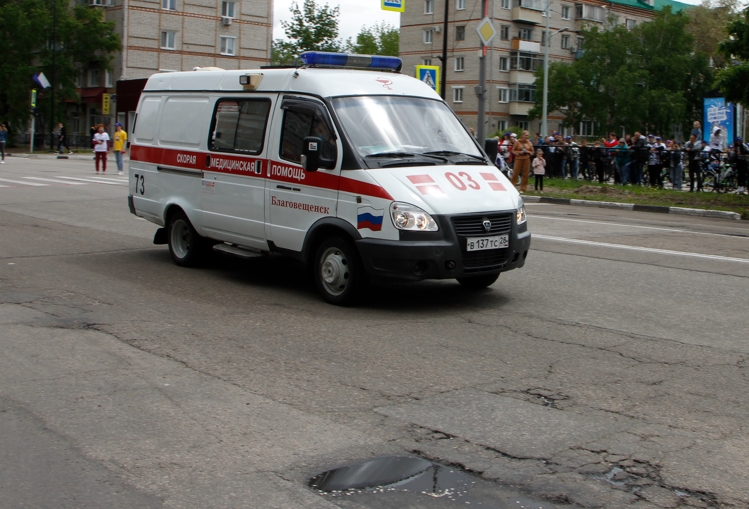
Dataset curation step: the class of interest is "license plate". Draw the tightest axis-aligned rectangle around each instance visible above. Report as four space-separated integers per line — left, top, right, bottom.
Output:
466 235 508 252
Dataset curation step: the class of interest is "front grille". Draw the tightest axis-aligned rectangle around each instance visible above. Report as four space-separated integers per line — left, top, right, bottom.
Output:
462 249 510 269
451 212 513 270
451 213 513 236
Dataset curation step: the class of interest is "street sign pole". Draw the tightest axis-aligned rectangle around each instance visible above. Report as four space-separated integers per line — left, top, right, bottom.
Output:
30 89 37 154
475 2 494 142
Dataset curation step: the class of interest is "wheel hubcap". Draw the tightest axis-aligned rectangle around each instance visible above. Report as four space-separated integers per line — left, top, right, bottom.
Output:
320 247 349 296
171 219 191 259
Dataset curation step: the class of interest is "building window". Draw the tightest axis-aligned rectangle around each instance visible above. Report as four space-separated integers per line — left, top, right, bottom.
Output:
541 31 546 46
453 87 464 103
161 31 176 49
500 25 510 40
561 5 571 19
87 69 100 87
455 57 464 71
105 69 113 87
456 26 465 41
498 87 509 103
496 120 507 132
579 120 596 136
457 0 466 9
577 36 584 49
501 0 510 8
576 4 606 22
221 1 235 17
510 52 543 71
509 84 536 102
423 58 432 65
514 0 543 10
424 29 433 44
516 121 530 131
425 0 434 14
220 36 236 55
518 28 533 40
499 56 509 71
75 74 82 88
162 0 175 10
561 34 570 49
626 18 636 30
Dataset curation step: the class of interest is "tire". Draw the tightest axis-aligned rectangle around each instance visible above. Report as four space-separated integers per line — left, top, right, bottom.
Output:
456 273 499 289
167 211 209 267
313 237 364 306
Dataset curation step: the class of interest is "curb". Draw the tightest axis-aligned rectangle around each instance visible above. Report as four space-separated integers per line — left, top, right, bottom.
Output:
522 195 742 221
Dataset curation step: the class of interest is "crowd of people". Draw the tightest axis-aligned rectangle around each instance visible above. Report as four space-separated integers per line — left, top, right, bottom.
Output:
494 121 749 195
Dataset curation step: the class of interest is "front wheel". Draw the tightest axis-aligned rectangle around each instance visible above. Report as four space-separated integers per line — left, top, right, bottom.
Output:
456 273 499 289
167 211 208 267
313 237 364 306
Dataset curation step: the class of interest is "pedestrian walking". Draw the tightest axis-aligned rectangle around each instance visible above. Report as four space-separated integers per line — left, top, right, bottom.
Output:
532 148 546 192
56 123 72 154
511 130 533 193
0 124 7 164
113 123 127 175
93 124 110 173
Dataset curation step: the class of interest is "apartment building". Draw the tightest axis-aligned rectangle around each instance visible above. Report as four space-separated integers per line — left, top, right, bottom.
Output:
68 0 271 136
399 0 688 136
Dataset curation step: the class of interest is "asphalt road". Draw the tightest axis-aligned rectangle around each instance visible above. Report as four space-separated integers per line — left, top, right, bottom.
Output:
1 154 748 509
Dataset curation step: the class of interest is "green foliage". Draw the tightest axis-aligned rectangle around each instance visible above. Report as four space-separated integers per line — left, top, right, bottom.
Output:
716 7 749 106
686 0 740 68
272 0 342 65
0 0 121 133
344 22 400 56
529 8 712 137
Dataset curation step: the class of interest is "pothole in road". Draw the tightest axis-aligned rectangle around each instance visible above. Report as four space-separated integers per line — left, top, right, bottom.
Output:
309 455 559 508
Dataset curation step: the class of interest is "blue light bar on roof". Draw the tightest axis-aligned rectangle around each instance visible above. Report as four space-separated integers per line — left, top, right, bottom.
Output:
299 51 402 72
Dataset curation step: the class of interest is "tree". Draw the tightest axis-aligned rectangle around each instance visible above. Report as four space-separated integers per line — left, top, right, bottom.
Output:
345 22 400 56
529 8 712 137
686 0 740 68
271 0 342 65
716 7 749 106
0 0 121 135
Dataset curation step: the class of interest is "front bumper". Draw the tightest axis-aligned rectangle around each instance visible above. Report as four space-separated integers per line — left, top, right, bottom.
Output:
355 213 531 281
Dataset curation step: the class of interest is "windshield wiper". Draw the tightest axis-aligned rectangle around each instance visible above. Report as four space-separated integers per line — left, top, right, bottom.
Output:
423 151 486 161
367 151 447 162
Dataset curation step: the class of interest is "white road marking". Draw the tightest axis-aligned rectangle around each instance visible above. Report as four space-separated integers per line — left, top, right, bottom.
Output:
88 176 128 183
23 177 88 185
0 177 47 186
55 176 125 185
530 214 748 239
534 234 749 264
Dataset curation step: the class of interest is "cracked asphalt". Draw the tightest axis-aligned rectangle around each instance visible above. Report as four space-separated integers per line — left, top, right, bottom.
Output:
1 156 748 508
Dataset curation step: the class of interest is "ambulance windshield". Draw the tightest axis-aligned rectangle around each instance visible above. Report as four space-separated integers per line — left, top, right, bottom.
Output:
332 96 483 164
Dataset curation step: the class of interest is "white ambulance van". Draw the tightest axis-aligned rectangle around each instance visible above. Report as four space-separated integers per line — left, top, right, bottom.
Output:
128 52 530 305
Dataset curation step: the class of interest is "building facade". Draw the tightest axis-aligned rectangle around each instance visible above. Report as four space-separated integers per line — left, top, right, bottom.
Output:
66 0 271 137
399 0 687 137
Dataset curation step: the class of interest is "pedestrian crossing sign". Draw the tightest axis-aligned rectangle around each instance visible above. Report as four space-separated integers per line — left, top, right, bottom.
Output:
415 65 440 95
382 0 405 12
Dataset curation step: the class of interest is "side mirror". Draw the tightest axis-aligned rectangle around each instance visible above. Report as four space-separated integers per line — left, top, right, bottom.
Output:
301 136 322 172
484 138 498 163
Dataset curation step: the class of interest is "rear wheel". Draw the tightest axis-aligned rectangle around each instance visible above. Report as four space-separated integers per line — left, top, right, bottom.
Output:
313 237 364 306
167 211 209 267
456 273 499 289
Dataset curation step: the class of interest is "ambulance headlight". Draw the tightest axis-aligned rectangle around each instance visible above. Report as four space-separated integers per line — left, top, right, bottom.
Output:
390 202 439 232
516 199 527 225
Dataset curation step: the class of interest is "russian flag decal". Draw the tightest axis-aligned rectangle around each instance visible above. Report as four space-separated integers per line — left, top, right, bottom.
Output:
357 206 384 231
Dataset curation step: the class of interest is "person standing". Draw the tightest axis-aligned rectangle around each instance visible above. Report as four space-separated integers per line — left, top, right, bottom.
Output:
734 137 748 194
112 123 128 175
93 124 110 173
0 124 7 164
630 132 648 185
566 136 579 180
511 130 533 193
57 123 72 154
579 139 591 180
614 138 630 185
684 134 703 192
691 121 702 144
669 141 683 191
532 148 546 192
592 141 606 183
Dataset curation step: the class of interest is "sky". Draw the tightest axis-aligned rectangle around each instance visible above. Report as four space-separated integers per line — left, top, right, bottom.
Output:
273 0 402 43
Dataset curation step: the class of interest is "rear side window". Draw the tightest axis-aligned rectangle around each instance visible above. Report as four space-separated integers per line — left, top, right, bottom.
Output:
280 110 336 164
210 98 271 154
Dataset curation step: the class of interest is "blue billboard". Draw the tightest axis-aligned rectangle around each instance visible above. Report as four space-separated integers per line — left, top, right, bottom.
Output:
704 98 734 146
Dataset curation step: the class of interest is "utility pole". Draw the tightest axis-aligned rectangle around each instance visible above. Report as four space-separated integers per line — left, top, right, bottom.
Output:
476 0 491 142
439 0 449 100
49 0 57 151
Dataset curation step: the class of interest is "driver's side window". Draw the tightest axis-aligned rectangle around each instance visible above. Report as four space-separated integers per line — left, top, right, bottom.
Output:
279 109 336 164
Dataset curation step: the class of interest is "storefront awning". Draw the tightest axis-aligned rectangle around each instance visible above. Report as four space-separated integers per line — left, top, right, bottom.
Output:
78 87 107 103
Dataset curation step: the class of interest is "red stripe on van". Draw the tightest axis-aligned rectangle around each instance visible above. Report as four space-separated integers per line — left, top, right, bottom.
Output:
480 172 499 181
407 174 435 184
130 145 393 200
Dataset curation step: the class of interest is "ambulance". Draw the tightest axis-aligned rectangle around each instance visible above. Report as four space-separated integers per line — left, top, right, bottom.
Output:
128 52 531 305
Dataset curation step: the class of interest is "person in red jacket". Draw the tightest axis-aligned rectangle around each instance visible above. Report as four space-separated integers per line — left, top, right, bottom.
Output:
602 132 618 148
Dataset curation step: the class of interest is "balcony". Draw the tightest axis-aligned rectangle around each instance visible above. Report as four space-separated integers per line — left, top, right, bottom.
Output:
509 70 536 84
511 39 541 53
509 103 532 116
511 6 543 24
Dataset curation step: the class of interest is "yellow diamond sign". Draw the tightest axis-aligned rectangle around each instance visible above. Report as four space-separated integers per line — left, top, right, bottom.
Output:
476 17 496 46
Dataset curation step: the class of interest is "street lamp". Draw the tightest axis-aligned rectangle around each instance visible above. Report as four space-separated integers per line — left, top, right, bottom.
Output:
541 2 569 138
